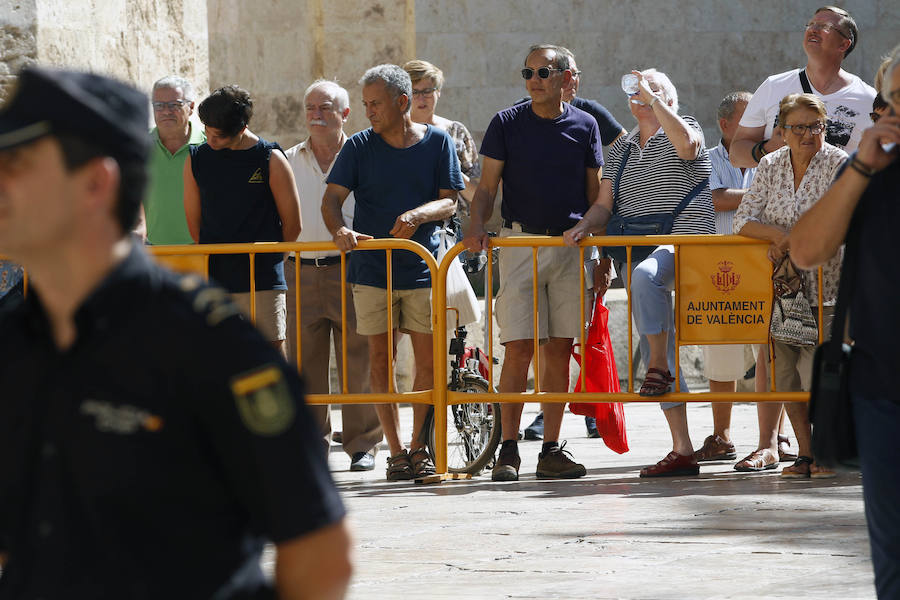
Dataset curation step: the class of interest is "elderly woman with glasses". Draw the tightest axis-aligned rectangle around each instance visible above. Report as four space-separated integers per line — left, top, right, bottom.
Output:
403 60 480 215
733 93 847 478
564 69 715 478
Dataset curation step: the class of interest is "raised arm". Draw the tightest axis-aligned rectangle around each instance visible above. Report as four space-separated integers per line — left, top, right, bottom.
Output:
462 156 503 251
183 155 201 243
269 150 302 242
633 71 701 160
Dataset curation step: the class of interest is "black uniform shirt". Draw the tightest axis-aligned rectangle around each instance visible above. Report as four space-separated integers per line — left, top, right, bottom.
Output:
0 243 345 599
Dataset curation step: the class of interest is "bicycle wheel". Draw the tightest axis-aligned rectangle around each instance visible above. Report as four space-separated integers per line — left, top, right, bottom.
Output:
429 374 501 474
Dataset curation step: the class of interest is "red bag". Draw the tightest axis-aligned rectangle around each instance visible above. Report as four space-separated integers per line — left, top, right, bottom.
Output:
569 300 629 454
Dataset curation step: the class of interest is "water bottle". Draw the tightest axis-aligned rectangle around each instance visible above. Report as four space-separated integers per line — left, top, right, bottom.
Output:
621 74 640 96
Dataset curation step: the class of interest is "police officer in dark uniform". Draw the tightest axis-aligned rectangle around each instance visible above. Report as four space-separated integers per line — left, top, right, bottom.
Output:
0 67 351 599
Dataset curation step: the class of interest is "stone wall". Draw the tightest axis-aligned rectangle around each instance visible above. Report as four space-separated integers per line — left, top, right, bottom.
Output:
0 0 37 102
0 0 208 105
207 0 415 149
416 0 898 146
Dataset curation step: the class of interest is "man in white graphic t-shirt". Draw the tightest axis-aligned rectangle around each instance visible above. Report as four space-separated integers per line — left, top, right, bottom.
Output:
731 5 875 167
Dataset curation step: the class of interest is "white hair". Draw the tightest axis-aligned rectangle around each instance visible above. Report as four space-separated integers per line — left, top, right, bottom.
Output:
152 75 195 102
881 44 900 104
642 69 678 113
359 64 412 113
304 79 350 112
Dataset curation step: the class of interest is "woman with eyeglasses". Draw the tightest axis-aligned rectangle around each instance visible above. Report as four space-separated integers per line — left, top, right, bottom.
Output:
403 60 480 216
733 93 847 478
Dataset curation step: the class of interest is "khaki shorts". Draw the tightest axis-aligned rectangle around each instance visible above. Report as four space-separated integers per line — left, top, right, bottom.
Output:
701 344 748 382
495 227 587 344
763 306 834 393
231 290 287 342
351 284 432 335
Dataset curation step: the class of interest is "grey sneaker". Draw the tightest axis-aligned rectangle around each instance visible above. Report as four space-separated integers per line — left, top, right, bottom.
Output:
491 443 521 481
536 441 586 479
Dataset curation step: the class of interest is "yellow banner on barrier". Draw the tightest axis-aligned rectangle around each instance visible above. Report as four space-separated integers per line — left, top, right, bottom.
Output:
678 243 771 344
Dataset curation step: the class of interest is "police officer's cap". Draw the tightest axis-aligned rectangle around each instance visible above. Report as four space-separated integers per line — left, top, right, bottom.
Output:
0 65 149 163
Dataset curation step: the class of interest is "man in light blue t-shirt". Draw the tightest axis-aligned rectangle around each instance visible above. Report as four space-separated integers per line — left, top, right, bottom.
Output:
323 64 463 482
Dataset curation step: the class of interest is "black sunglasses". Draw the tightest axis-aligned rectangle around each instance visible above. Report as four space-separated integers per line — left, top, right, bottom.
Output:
521 67 563 80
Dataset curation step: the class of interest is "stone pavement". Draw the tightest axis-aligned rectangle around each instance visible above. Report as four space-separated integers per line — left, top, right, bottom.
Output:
323 401 874 600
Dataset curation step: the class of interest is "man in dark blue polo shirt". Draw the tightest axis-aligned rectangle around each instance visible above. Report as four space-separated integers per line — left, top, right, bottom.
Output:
323 64 464 481
0 66 350 599
463 44 604 482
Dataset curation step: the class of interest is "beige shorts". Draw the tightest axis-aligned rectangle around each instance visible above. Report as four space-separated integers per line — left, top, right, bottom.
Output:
495 227 587 344
231 290 287 342
701 344 748 382
762 306 834 393
351 284 432 335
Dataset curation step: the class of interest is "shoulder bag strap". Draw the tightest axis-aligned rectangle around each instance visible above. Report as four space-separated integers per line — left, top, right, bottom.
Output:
671 177 710 218
612 145 632 212
799 69 814 94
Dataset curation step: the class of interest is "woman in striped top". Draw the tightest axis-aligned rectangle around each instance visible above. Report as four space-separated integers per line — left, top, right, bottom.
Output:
565 69 714 478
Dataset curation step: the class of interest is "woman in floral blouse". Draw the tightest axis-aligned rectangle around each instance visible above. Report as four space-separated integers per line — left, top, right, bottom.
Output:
733 93 847 478
403 60 480 216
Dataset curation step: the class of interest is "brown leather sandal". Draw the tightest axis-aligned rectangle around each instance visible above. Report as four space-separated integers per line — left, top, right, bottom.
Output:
639 368 675 397
409 447 436 479
386 449 413 481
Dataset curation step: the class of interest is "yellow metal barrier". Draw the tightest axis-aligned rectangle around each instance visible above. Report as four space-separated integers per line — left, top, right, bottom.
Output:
6 233 828 477
436 234 825 412
149 240 449 472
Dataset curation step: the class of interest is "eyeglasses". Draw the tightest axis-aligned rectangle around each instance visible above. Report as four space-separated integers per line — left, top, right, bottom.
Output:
521 67 563 80
411 87 437 98
805 21 850 40
782 121 826 136
152 100 188 111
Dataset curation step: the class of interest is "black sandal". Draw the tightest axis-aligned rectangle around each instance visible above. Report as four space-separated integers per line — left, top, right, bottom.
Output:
781 455 813 479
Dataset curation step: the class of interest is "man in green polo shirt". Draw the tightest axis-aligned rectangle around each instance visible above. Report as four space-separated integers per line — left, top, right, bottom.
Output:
138 75 206 244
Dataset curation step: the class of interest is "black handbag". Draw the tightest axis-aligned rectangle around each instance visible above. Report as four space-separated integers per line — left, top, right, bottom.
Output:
809 216 859 465
604 144 708 264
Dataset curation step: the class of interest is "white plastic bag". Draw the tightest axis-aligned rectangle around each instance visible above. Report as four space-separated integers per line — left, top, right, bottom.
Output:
437 227 481 326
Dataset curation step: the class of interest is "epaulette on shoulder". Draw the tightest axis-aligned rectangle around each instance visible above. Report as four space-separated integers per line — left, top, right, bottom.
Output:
165 273 243 329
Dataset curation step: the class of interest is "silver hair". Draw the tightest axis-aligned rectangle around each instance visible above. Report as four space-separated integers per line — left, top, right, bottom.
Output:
717 91 753 122
641 69 678 113
359 64 412 113
152 75 195 102
881 44 900 104
304 79 350 112
525 44 572 71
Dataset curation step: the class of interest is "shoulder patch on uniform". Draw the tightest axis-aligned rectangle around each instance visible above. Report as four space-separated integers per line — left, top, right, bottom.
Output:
248 167 264 183
191 286 241 326
231 365 295 437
